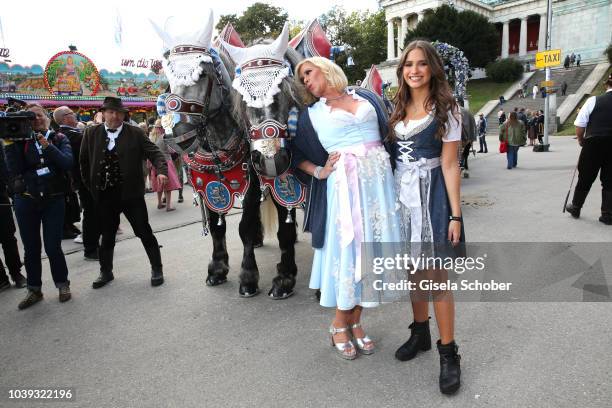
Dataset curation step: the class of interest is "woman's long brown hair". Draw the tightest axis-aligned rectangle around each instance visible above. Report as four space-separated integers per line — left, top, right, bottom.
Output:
388 40 459 142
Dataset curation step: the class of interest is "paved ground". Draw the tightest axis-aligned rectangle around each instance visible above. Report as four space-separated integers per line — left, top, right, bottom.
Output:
1 136 611 408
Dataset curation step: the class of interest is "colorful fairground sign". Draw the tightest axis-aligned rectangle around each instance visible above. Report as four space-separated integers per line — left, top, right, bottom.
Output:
44 51 101 96
0 48 168 110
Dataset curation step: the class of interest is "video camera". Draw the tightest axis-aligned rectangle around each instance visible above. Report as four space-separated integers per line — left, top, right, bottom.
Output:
0 97 35 141
0 110 36 141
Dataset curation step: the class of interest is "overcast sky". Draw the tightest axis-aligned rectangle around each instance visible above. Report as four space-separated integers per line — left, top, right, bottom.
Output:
1 0 379 71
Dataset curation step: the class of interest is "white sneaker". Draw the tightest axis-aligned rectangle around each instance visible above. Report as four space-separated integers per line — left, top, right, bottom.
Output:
74 234 83 244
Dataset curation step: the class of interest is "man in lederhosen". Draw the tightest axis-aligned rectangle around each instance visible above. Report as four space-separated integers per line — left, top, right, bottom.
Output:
80 97 169 288
565 74 612 225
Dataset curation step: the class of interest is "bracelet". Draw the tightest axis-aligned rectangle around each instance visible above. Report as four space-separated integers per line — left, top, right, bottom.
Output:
313 166 323 180
449 215 462 222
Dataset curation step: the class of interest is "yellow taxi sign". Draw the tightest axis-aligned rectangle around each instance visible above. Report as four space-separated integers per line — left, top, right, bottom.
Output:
540 80 554 87
535 49 562 69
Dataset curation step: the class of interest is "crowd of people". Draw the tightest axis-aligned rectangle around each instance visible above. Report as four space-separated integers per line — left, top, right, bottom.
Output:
6 38 608 398
481 106 545 168
0 96 185 309
564 52 581 69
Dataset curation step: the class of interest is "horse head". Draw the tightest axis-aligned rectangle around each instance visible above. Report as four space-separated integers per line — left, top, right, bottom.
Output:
151 11 236 157
221 23 304 178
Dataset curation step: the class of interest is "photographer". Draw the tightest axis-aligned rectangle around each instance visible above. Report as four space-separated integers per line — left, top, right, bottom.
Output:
3 103 73 309
0 138 26 290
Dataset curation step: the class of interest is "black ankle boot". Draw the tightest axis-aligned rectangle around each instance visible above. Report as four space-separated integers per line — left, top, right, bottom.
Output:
93 247 114 289
600 190 612 225
144 245 164 286
437 340 461 395
395 319 431 361
566 189 589 218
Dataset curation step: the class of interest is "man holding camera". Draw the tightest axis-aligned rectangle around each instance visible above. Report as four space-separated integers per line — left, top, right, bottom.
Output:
3 103 73 309
80 97 168 289
53 106 100 260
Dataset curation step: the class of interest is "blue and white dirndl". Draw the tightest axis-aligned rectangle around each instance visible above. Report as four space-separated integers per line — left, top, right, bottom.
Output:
308 92 402 310
393 113 465 259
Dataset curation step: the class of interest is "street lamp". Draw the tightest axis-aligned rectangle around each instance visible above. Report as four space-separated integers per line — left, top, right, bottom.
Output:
541 0 553 151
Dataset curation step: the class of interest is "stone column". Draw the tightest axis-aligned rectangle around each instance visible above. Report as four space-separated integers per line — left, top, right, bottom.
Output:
501 21 510 58
538 14 547 51
519 17 528 56
400 16 409 50
387 19 395 60
396 20 402 58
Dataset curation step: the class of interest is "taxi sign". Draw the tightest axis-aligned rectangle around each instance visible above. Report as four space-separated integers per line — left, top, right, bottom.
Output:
535 49 561 69
540 80 554 87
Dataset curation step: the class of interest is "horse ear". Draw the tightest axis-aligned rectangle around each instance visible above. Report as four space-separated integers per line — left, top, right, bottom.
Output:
269 22 289 61
150 19 174 52
195 9 214 49
221 40 248 66
285 46 304 72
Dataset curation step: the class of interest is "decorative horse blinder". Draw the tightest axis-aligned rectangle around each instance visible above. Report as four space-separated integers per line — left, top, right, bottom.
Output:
234 57 294 178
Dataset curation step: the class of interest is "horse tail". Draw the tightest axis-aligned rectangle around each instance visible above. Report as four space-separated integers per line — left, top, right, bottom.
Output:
261 194 277 238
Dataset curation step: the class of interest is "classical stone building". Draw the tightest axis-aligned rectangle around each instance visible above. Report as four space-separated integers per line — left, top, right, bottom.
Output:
378 0 612 83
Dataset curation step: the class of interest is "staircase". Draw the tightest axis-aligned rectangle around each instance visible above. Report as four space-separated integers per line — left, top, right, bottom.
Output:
484 64 596 136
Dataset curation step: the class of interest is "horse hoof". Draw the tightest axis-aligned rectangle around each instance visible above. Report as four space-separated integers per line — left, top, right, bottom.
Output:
206 275 227 286
239 285 259 298
268 287 294 300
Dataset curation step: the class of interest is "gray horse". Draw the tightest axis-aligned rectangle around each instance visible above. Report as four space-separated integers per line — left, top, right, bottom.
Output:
152 15 303 298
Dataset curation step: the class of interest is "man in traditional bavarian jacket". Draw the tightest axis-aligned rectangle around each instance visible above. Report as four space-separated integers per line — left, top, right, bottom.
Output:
80 97 169 288
566 74 612 225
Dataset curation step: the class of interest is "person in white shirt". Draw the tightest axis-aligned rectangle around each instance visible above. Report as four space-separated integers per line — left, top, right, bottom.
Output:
565 74 612 224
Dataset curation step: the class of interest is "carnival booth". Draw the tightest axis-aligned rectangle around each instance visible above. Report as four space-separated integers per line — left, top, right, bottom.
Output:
0 49 168 123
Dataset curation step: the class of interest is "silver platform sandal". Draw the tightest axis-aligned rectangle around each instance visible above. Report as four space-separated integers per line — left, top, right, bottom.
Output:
329 326 357 360
350 323 375 355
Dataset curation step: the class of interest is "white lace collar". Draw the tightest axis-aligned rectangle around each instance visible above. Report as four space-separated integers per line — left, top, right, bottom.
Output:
315 89 371 117
394 114 434 138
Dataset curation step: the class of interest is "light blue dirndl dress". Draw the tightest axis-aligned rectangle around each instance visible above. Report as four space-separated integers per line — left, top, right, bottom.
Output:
308 91 401 310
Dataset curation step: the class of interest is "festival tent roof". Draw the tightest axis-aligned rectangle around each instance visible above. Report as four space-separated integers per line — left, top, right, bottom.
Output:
0 50 166 110
0 93 156 108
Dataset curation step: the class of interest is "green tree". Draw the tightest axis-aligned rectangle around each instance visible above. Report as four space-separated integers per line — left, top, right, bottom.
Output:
405 4 498 68
215 14 239 32
485 58 523 82
320 7 387 84
289 19 306 40
217 3 288 45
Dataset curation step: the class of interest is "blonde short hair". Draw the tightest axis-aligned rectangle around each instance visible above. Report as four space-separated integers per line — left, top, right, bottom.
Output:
295 57 348 105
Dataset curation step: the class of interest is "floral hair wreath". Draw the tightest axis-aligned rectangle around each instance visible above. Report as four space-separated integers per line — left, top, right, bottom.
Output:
432 41 470 100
